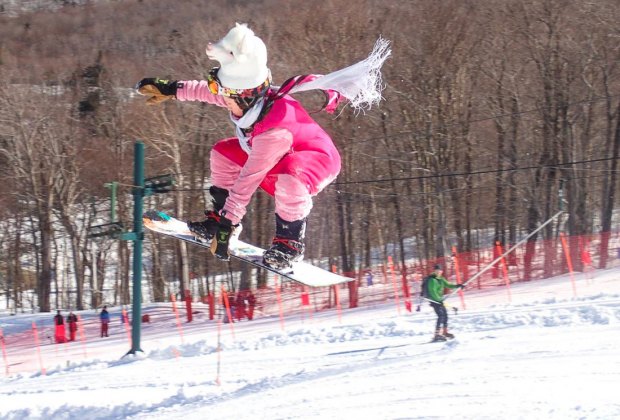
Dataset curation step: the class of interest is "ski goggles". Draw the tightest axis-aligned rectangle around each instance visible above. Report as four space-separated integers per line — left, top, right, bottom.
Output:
207 67 271 98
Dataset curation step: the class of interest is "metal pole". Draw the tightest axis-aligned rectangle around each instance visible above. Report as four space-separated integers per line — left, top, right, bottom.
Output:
128 141 145 354
444 210 564 302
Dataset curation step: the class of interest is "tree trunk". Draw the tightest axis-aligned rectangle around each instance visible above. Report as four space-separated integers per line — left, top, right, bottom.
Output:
38 209 53 312
599 99 620 268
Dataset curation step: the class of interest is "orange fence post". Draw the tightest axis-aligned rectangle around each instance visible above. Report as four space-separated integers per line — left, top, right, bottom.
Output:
495 242 512 303
247 290 256 321
221 285 236 339
452 246 466 310
274 276 285 331
184 289 193 323
387 256 402 315
31 322 46 376
208 292 215 320
171 294 185 344
76 314 88 359
0 327 9 376
560 233 577 297
300 287 312 322
301 289 310 306
121 308 132 349
402 277 412 312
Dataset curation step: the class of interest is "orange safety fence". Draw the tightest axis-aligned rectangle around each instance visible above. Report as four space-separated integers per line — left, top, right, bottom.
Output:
1 230 618 376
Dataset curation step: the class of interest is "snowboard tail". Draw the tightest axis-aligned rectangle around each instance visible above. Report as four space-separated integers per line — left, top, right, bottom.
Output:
143 210 353 288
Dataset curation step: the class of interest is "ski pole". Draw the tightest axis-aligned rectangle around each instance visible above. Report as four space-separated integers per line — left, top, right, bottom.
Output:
416 296 458 313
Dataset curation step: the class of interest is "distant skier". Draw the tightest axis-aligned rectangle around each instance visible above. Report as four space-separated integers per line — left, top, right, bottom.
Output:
66 312 78 342
99 306 110 338
53 310 66 344
136 23 390 270
418 265 464 342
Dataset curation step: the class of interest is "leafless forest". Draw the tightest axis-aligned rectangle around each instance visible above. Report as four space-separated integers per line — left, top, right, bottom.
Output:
0 0 618 312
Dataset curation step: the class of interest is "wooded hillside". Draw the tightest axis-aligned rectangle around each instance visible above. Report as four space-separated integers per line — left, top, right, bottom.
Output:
0 0 618 312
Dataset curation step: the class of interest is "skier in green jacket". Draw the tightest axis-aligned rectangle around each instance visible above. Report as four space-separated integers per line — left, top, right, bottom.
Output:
418 265 464 342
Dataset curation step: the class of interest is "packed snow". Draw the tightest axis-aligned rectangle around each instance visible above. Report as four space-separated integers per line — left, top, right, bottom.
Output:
1 267 619 419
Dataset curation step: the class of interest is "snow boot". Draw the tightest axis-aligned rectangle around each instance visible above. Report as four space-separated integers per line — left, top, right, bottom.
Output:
442 328 455 340
263 214 306 270
188 210 221 242
431 328 447 342
188 186 229 242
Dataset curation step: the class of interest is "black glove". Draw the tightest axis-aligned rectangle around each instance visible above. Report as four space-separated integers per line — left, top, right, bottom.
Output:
457 284 465 289
210 216 234 261
135 78 178 104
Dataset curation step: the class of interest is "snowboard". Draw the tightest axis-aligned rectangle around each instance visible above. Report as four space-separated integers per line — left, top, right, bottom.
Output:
143 210 354 288
428 334 455 343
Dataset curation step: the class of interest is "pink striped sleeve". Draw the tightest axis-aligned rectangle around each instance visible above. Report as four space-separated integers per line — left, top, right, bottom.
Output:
176 80 228 107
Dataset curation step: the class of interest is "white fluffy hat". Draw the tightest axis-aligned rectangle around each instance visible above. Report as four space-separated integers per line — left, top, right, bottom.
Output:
206 23 270 90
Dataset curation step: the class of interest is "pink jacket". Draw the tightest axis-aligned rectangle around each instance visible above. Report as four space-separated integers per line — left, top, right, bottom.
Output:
176 81 341 224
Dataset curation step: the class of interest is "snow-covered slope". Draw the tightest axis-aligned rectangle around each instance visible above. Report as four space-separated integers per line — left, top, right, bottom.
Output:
1 268 619 419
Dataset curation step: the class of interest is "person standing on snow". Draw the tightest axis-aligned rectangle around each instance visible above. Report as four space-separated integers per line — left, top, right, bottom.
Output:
418 265 464 342
136 23 390 270
99 306 110 338
53 310 66 343
66 312 78 342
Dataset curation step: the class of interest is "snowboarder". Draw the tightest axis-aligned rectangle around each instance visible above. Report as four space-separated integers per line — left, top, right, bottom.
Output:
136 23 390 270
419 265 464 342
99 306 110 337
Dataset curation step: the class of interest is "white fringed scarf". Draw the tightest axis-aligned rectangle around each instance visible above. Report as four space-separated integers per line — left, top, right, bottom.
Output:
230 37 391 149
270 37 392 113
